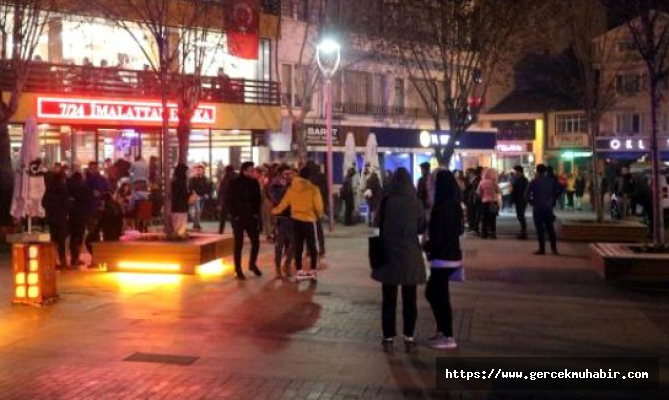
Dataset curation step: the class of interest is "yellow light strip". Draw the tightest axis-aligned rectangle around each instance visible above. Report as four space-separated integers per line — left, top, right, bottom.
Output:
117 261 181 272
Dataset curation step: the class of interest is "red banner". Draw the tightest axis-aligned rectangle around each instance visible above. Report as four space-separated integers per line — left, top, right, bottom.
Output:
226 0 260 60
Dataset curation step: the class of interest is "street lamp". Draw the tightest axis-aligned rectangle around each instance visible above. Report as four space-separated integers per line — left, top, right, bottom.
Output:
316 38 341 232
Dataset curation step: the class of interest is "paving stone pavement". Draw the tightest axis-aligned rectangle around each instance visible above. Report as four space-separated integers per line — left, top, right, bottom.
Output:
0 217 667 399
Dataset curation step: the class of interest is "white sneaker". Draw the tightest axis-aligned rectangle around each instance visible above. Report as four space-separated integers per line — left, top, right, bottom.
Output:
428 332 446 344
296 270 311 281
429 336 458 350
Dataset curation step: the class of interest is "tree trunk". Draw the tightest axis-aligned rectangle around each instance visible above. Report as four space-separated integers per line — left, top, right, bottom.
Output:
0 122 14 226
160 69 172 234
588 121 605 223
649 79 664 244
176 118 191 166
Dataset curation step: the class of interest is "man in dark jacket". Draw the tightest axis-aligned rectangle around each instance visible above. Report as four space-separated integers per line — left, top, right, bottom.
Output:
306 160 327 257
84 161 111 264
67 172 90 267
43 164 70 268
217 165 237 234
511 165 529 240
416 162 431 211
526 164 559 255
188 165 212 231
226 161 262 280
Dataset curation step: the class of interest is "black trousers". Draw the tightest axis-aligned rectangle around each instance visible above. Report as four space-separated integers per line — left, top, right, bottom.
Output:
533 209 557 252
382 284 417 339
69 218 86 264
316 219 325 255
84 213 101 255
232 216 260 273
344 198 354 225
292 220 318 271
48 219 68 264
274 217 293 268
466 201 477 231
516 202 527 234
481 202 497 237
218 209 229 234
425 268 454 336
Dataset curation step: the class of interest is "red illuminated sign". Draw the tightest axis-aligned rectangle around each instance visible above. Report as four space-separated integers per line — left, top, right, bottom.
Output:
37 97 216 125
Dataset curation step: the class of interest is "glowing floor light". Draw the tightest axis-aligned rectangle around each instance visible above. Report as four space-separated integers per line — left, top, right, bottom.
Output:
117 261 181 273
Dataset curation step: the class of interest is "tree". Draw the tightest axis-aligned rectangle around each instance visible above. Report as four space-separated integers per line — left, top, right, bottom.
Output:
376 0 536 165
604 0 669 244
544 0 625 223
0 0 57 226
90 0 226 230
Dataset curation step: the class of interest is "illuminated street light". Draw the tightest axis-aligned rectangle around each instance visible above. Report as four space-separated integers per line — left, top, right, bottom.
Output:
316 38 341 232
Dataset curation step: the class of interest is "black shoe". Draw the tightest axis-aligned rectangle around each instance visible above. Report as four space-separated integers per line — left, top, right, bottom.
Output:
551 248 559 255
404 338 418 353
235 271 247 280
517 233 528 240
250 265 262 277
534 250 546 255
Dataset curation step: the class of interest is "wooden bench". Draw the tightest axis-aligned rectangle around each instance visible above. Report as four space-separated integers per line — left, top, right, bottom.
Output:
590 243 669 285
92 233 233 274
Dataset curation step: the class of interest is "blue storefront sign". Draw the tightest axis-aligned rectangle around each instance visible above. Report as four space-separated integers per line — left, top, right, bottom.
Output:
371 128 497 150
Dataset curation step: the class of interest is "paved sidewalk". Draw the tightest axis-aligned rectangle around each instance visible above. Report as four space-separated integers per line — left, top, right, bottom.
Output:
0 218 667 399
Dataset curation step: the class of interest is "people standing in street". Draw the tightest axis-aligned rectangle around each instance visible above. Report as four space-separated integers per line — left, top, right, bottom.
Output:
84 161 110 265
188 165 212 231
615 167 635 217
341 168 356 226
527 164 559 255
416 162 431 215
67 172 90 268
511 165 529 240
43 163 70 269
477 168 499 239
272 167 324 281
372 168 426 353
268 165 294 278
217 165 237 234
365 171 382 227
170 164 190 236
574 172 586 211
424 170 463 351
226 162 263 280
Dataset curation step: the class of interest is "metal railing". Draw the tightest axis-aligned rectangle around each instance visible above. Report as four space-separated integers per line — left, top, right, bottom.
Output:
0 61 280 106
333 102 446 119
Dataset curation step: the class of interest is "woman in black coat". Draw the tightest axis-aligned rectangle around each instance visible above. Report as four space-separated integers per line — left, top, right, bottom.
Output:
424 170 463 351
371 168 426 352
43 169 70 268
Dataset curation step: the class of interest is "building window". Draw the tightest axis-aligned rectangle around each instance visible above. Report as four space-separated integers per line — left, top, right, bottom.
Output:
394 78 404 109
614 113 642 135
556 114 588 134
615 74 641 96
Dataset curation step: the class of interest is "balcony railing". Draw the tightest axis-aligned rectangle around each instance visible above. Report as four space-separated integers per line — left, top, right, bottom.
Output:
333 102 447 119
0 61 280 106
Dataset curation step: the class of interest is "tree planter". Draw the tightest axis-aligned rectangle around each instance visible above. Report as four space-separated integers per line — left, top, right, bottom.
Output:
590 243 669 285
92 233 233 274
558 219 647 243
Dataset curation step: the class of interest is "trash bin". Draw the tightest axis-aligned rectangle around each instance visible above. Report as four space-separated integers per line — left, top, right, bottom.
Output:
8 233 58 306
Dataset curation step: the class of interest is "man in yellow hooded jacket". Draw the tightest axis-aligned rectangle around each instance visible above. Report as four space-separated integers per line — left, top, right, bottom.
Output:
272 166 324 280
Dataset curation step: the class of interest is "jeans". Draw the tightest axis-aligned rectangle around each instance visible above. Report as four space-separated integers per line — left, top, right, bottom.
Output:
566 191 575 208
274 217 294 269
191 198 205 229
533 208 557 252
425 269 454 336
315 219 325 255
481 202 497 238
292 220 318 271
516 202 527 235
232 216 260 273
382 284 417 339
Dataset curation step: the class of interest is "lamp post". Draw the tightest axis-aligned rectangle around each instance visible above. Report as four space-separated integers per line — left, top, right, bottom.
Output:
316 38 341 232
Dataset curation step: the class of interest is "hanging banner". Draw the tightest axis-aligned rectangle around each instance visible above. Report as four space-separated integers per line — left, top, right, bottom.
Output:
226 0 260 60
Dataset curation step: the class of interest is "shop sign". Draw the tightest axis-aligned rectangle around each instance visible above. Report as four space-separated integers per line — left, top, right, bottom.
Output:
419 130 461 148
305 126 340 145
495 141 532 153
551 134 590 149
37 97 216 125
596 137 669 152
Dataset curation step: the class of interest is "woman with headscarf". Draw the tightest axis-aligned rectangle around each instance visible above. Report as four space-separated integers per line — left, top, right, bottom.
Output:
371 168 426 353
424 170 463 350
